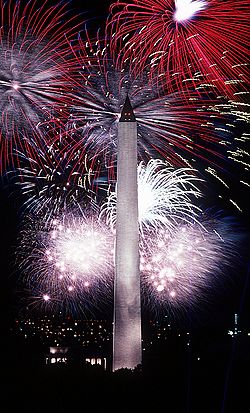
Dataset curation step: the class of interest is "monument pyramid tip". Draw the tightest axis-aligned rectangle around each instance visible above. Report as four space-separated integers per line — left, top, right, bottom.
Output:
120 95 136 122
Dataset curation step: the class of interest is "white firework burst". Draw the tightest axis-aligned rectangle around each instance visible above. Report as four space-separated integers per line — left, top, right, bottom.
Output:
103 159 203 234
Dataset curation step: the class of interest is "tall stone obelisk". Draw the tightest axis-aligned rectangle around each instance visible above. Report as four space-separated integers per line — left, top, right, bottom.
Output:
112 95 142 371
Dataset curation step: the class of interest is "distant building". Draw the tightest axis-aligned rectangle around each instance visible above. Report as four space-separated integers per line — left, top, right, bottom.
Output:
46 346 69 364
12 316 112 369
45 346 108 370
85 356 107 370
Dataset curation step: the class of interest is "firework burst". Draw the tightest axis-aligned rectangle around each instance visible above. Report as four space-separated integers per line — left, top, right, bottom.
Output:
17 212 115 314
65 32 244 182
107 0 249 98
16 205 246 316
0 0 80 173
9 142 100 221
140 213 244 314
103 159 203 233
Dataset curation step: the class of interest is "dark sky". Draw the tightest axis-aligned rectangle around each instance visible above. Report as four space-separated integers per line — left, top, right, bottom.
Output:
0 0 113 330
0 0 113 331
0 0 249 334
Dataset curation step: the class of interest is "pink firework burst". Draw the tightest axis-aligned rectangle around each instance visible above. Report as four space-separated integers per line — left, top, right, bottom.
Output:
107 0 250 98
17 212 115 315
140 214 243 313
0 0 80 173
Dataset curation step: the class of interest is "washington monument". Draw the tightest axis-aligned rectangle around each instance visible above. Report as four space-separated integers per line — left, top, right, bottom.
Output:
112 96 142 371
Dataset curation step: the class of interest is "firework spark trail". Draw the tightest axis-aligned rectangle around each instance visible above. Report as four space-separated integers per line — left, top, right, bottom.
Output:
17 212 115 314
0 0 80 173
65 32 246 185
140 214 244 312
66 31 250 212
8 142 100 221
17 209 245 315
107 0 250 98
103 159 203 234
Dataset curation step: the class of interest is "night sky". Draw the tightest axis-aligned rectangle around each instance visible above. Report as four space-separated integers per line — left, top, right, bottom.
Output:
0 0 250 340
0 0 113 330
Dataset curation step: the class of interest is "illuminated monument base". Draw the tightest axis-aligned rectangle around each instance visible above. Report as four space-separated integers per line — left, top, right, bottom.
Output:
112 98 142 371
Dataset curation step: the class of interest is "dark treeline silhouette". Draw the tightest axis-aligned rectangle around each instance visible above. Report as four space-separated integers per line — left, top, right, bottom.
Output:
2 329 249 413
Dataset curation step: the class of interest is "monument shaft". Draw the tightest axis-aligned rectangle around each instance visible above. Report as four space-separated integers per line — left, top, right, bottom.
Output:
113 116 142 371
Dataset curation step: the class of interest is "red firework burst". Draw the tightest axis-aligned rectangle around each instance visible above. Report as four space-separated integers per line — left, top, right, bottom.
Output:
60 31 243 189
0 0 80 173
107 0 250 99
